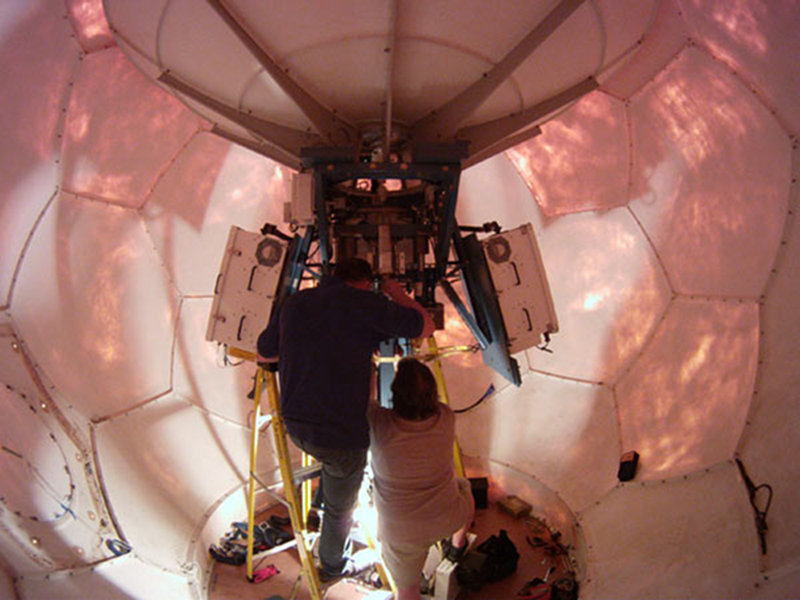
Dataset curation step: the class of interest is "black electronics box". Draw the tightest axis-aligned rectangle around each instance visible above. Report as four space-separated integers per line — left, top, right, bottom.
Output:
618 451 639 481
469 477 489 509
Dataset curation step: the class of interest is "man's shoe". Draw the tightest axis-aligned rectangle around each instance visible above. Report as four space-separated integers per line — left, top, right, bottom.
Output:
318 549 376 583
318 560 363 583
440 538 468 562
317 566 344 583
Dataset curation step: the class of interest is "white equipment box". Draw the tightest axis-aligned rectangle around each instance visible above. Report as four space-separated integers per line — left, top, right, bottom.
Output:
482 223 558 354
284 171 315 226
205 226 287 354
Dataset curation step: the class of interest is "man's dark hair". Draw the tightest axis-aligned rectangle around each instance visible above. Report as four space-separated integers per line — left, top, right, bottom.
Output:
333 257 373 282
390 358 440 421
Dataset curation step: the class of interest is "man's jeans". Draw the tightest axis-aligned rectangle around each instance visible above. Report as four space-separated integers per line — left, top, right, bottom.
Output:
290 436 367 574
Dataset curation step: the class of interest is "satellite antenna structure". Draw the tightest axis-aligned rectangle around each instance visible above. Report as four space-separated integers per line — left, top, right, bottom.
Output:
104 0 645 385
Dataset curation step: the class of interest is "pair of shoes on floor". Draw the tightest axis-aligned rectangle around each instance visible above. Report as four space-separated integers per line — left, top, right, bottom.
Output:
268 514 291 529
439 537 468 562
209 544 245 566
230 520 294 551
255 522 294 548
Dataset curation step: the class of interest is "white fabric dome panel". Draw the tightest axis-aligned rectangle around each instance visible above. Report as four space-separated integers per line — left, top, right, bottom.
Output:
0 385 72 523
394 0 600 125
0 332 37 401
0 1 78 309
0 335 112 574
61 48 201 207
0 170 59 311
737 143 800 575
0 385 108 574
142 132 288 296
11 192 178 420
240 71 318 132
629 47 790 298
615 297 758 480
0 570 13 600
65 0 115 54
397 0 558 62
580 462 758 599
17 552 194 600
279 37 394 125
94 396 277 571
679 0 800 136
172 298 259 423
528 209 671 385
507 91 630 216
458 373 618 513
233 0 391 56
458 154 544 235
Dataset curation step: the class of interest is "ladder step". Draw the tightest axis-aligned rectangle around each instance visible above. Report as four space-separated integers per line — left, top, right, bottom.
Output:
252 537 298 557
254 463 322 497
256 414 273 429
290 463 322 486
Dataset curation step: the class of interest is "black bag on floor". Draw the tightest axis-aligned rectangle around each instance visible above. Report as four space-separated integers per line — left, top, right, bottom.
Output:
456 529 520 589
478 529 520 581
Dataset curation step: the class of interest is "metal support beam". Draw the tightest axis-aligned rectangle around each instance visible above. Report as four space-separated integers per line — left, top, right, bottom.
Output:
312 169 332 275
158 71 317 157
463 125 542 169
382 0 399 161
411 0 588 141
439 279 490 349
457 77 598 159
211 125 302 170
433 169 462 281
206 0 359 146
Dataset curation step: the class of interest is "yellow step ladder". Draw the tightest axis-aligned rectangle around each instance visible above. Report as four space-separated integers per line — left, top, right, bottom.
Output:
241 357 394 598
246 361 324 598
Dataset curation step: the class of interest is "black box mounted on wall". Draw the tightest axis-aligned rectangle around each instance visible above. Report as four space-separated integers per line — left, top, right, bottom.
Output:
618 451 639 481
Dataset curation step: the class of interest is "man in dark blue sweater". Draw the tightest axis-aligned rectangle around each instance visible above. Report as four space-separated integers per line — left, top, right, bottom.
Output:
257 257 434 579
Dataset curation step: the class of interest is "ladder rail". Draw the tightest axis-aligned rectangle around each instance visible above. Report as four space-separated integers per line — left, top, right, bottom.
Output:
245 368 265 581
243 366 323 597
260 366 324 598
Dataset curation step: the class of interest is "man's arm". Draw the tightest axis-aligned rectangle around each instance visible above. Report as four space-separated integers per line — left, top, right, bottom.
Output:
381 279 436 339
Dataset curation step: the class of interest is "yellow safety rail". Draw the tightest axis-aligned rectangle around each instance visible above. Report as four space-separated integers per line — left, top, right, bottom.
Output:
372 338 468 478
425 337 466 478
